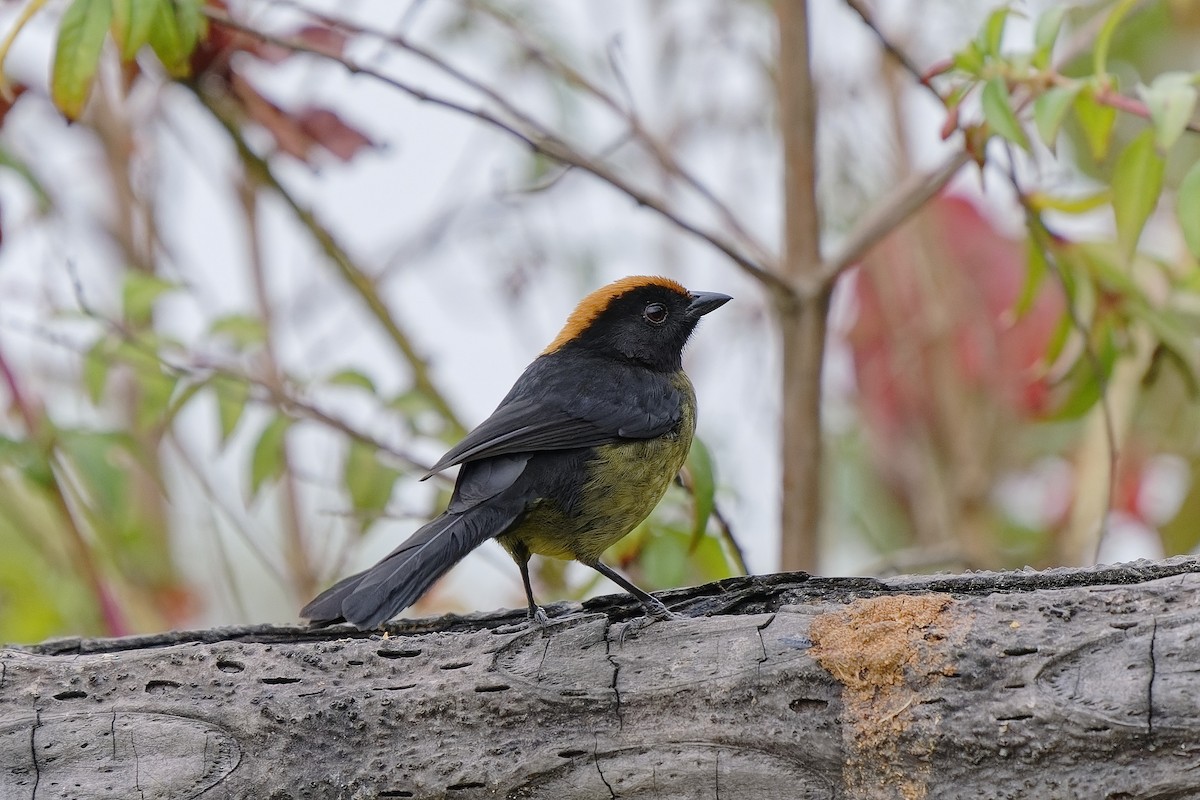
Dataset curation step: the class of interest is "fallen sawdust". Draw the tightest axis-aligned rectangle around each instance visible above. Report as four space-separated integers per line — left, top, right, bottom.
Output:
809 594 962 800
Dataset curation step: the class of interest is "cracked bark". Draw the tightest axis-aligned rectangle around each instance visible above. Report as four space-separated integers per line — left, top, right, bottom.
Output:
27 710 39 800
1147 614 1158 736
3 559 1200 799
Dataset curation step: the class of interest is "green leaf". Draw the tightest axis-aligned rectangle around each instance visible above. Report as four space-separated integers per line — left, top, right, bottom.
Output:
1093 0 1138 78
327 369 377 394
1033 85 1079 150
639 527 689 590
1030 188 1111 215
209 314 267 348
147 0 204 78
1033 6 1066 70
0 436 55 491
1075 241 1140 294
1044 306 1074 367
162 377 204 430
1112 129 1165 262
1049 369 1105 419
684 438 716 553
110 0 156 61
1137 72 1198 151
122 272 178 322
979 7 1011 58
136 370 178 430
389 389 450 439
112 336 162 374
1137 304 1200 386
211 376 250 447
1073 86 1118 160
0 145 52 213
82 337 113 405
51 0 113 120
343 440 402 527
249 415 291 498
57 429 131 519
952 41 985 76
1177 159 1200 261
1046 328 1118 420
982 76 1029 150
1016 238 1049 319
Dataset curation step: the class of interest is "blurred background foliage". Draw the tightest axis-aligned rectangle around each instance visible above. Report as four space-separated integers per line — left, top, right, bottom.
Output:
1 0 1200 643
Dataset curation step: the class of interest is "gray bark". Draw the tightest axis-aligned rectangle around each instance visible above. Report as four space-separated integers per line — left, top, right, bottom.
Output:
3 558 1200 800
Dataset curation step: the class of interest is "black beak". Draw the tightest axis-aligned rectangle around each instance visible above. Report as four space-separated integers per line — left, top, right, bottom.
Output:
687 290 732 318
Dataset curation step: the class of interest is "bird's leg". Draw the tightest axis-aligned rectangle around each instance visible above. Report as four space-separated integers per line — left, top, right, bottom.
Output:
517 555 550 627
590 561 682 621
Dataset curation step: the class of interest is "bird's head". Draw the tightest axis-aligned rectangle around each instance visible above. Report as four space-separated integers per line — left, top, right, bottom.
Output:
543 276 731 372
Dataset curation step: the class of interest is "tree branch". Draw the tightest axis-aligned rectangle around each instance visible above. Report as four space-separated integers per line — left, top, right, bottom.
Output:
191 83 467 438
775 0 826 572
457 0 776 269
202 8 793 302
808 151 972 296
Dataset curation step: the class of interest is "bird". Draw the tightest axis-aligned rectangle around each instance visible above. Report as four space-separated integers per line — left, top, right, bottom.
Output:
300 275 731 629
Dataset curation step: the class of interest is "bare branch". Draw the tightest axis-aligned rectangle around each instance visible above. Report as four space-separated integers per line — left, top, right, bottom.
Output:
458 0 777 268
810 0 970 295
809 151 972 296
190 83 467 438
841 0 934 98
202 8 792 300
239 170 317 600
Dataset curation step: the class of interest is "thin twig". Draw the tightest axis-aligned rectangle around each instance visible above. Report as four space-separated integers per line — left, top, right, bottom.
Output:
810 0 970 294
201 7 791 300
459 0 776 268
164 431 291 591
239 170 317 600
811 151 972 296
841 0 935 98
27 280 438 477
1087 82 1200 136
273 0 776 270
516 131 634 195
191 83 467 438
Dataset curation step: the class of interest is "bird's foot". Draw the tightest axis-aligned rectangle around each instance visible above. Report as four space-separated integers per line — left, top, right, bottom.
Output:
645 596 685 621
492 605 559 635
617 603 685 644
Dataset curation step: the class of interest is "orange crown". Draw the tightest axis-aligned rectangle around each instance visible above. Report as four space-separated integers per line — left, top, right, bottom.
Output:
542 276 688 354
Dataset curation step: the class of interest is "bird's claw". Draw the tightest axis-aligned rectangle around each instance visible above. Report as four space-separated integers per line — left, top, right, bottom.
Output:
492 605 560 635
617 604 685 644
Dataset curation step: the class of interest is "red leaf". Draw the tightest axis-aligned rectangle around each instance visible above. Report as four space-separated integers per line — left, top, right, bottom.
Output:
295 107 374 161
231 74 313 162
0 85 28 128
848 194 1066 451
230 76 375 164
191 12 293 78
292 25 347 58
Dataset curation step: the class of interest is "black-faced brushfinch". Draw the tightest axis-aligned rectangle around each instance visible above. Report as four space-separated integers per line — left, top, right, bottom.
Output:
301 275 731 629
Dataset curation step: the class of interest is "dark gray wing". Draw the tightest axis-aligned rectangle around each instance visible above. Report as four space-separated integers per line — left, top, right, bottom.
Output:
423 353 682 478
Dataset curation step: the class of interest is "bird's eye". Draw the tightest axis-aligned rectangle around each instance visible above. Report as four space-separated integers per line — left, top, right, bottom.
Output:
643 303 668 325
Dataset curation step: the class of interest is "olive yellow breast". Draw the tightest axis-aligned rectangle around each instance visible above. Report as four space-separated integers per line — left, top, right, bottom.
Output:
498 372 697 564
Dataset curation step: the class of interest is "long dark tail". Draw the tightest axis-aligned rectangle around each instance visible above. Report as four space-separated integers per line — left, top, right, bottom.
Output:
301 503 520 629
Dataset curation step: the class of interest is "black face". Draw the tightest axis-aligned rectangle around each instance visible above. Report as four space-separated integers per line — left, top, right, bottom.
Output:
569 285 728 372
